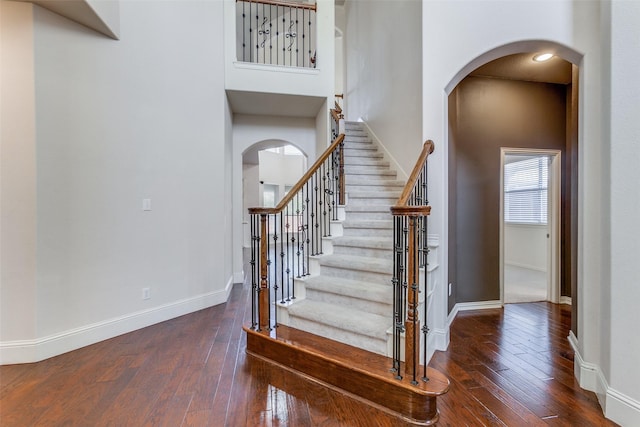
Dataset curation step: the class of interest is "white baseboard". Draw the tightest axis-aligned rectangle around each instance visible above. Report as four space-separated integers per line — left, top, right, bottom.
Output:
429 327 450 354
568 331 601 392
606 387 640 425
358 120 409 181
446 300 503 335
559 296 572 305
0 277 234 365
568 331 640 424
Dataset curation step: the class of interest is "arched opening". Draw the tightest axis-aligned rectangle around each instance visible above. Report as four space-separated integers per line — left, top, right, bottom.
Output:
241 140 307 247
446 44 580 335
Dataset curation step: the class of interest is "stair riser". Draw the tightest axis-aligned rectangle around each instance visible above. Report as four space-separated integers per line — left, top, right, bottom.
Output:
348 198 397 206
287 317 388 355
346 177 403 185
344 159 390 167
346 171 397 177
346 183 404 191
342 211 392 221
343 227 393 238
305 289 392 317
344 147 374 153
344 141 373 147
344 152 383 159
320 265 392 285
332 245 393 259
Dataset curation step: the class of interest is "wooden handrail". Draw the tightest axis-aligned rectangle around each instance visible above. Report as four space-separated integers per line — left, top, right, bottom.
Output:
249 133 345 215
236 0 317 11
391 140 434 212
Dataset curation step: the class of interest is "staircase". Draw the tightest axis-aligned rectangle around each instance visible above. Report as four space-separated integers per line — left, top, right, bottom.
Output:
248 120 450 425
282 121 403 356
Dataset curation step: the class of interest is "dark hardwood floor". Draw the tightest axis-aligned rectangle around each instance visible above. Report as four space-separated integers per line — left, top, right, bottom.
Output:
0 281 615 426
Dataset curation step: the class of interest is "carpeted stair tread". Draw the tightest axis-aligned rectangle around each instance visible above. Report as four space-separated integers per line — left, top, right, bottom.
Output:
303 275 392 304
348 190 402 199
343 220 393 229
345 205 393 213
287 299 390 341
319 253 393 274
332 235 392 250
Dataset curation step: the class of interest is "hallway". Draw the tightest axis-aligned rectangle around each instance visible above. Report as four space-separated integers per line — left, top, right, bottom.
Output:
0 283 614 426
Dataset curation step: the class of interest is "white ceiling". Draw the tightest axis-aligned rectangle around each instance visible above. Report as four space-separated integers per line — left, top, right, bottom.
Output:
20 0 119 39
227 90 327 118
470 53 572 85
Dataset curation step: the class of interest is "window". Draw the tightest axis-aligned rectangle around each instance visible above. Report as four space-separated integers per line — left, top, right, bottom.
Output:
504 155 549 224
264 145 303 156
263 184 278 208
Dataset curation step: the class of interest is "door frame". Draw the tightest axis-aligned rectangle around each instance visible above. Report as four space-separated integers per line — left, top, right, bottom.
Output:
499 148 562 304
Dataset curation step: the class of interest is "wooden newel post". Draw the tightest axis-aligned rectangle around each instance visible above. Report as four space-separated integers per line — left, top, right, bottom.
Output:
405 216 420 380
259 214 270 330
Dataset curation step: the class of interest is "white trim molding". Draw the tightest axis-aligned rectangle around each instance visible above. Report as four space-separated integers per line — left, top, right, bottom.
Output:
568 331 601 392
568 331 640 425
606 387 640 426
0 278 234 365
447 300 503 328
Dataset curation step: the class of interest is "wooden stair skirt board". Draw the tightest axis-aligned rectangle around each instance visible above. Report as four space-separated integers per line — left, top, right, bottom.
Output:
244 325 450 426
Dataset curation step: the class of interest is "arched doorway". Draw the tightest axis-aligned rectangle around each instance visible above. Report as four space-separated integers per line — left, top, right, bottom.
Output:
445 44 580 335
241 140 307 248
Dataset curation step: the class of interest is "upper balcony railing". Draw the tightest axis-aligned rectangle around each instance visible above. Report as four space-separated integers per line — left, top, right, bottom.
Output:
236 0 317 68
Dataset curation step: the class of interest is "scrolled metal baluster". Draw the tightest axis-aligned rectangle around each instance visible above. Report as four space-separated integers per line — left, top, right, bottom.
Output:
322 162 329 237
305 180 310 275
280 210 285 305
269 4 273 63
313 173 319 255
250 214 256 329
392 216 401 377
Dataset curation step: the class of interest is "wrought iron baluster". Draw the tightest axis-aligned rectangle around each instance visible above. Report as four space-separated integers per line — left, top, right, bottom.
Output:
304 180 310 275
279 211 285 305
322 162 328 238
242 1 246 62
250 214 256 329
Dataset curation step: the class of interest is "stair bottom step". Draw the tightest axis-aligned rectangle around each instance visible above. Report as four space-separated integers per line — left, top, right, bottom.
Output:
244 325 450 426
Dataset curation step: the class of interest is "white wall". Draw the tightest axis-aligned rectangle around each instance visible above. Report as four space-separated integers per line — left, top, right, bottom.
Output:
232 114 317 283
258 150 306 190
1 0 232 363
606 1 640 424
0 1 38 343
344 0 422 177
242 163 260 248
504 224 548 272
418 0 638 423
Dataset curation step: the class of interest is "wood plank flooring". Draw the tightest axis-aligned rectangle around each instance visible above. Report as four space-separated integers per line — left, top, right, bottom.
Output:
0 282 615 426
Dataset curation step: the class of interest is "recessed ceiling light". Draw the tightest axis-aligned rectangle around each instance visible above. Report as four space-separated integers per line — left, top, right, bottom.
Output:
533 53 554 62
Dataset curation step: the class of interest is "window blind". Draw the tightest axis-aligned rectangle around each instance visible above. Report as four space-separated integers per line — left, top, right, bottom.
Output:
504 156 549 224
